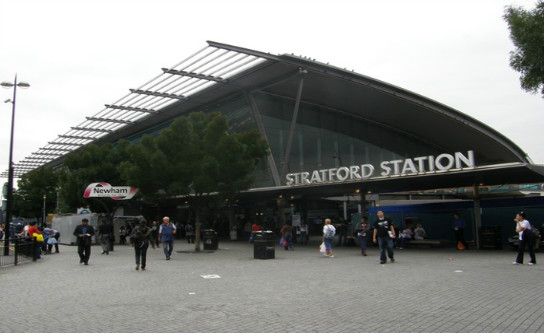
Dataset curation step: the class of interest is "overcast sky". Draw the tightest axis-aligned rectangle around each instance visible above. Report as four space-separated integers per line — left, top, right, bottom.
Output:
1 0 542 191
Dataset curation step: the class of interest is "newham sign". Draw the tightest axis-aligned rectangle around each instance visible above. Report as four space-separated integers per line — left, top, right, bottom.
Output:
285 150 475 186
83 182 138 200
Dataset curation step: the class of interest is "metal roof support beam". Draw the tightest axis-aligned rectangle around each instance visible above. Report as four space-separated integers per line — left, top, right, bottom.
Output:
162 68 227 83
48 141 84 147
40 147 73 152
58 135 95 140
105 105 155 113
129 89 187 100
246 92 281 186
86 117 132 124
71 127 112 133
280 70 306 178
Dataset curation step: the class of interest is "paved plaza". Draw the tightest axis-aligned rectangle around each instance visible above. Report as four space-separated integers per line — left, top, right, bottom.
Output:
2 238 544 333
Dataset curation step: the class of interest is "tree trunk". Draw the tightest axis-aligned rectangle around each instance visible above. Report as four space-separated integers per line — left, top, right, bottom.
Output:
194 204 201 252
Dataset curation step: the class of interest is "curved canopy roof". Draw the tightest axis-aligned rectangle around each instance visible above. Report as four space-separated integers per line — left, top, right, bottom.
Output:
9 41 544 195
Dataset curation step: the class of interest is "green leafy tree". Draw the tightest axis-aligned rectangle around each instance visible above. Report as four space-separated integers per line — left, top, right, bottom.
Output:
504 1 544 96
12 167 58 222
58 142 130 219
121 112 269 251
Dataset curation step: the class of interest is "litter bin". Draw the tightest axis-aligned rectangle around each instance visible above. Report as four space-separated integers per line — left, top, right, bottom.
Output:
479 226 502 250
202 229 218 251
254 231 275 259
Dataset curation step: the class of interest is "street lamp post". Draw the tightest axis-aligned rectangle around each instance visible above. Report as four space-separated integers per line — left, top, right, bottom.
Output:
2 75 30 256
43 194 46 226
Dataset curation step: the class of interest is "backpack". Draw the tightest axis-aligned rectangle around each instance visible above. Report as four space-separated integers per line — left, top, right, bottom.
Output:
129 230 141 244
325 226 335 239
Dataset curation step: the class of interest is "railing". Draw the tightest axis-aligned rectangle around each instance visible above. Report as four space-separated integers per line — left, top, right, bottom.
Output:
0 237 37 267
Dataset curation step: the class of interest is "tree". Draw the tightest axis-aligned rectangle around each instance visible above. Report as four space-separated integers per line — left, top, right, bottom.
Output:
504 1 544 96
12 167 58 222
121 112 269 251
58 143 130 219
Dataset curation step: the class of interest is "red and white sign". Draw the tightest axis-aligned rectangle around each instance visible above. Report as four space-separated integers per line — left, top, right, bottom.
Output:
83 182 138 200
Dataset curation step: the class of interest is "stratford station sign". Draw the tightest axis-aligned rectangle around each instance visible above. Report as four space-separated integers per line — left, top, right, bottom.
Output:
285 150 475 186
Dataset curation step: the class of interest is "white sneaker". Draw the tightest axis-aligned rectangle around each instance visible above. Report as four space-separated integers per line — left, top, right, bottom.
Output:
528 262 535 265
512 262 521 265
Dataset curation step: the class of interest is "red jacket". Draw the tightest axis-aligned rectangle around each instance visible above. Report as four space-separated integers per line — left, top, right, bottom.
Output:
27 225 41 237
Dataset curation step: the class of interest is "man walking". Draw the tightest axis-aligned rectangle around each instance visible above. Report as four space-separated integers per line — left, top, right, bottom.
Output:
73 218 95 265
158 216 176 260
98 220 114 254
372 210 395 264
452 213 469 250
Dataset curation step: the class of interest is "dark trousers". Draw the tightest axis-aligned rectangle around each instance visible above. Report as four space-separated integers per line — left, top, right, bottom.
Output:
78 244 91 263
134 241 149 268
454 229 469 249
516 231 536 264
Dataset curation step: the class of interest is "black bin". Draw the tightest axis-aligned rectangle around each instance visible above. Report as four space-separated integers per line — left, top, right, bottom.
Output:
479 226 502 250
254 231 275 259
202 229 218 251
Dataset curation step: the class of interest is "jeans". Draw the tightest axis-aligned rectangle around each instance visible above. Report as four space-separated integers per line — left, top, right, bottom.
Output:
162 240 174 258
283 233 293 250
324 237 334 251
357 235 368 252
377 237 394 263
134 241 149 268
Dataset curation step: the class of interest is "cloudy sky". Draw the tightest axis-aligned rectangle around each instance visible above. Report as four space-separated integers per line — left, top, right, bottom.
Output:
1 0 542 191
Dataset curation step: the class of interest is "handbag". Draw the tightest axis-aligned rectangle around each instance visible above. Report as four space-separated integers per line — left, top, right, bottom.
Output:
279 237 284 246
34 234 44 242
319 242 327 255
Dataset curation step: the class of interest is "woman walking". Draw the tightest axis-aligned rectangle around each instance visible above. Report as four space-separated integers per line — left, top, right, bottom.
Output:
130 220 156 271
322 218 336 257
513 211 536 265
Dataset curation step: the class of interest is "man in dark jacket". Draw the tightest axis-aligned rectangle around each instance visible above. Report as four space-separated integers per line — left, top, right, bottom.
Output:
73 218 95 265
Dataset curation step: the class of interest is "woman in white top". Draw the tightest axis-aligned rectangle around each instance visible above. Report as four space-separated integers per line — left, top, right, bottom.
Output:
413 224 426 240
513 211 536 265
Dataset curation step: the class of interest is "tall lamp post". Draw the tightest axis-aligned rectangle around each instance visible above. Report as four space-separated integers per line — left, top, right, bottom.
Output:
2 75 30 256
43 194 46 226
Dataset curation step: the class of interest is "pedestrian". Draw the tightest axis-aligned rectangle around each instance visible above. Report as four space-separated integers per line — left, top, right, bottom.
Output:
151 220 159 246
119 225 127 245
372 210 395 264
73 218 95 265
452 213 469 250
158 216 176 260
354 216 371 256
513 211 536 265
27 221 43 259
47 228 60 254
130 220 156 271
185 223 195 243
299 220 308 245
98 220 114 255
322 218 336 257
280 221 294 251
336 216 348 246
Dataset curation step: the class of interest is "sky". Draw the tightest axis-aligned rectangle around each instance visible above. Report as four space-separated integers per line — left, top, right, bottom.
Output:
0 0 543 193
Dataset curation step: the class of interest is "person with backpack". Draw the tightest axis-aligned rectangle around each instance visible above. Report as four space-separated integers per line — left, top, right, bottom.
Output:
322 218 336 257
130 220 156 271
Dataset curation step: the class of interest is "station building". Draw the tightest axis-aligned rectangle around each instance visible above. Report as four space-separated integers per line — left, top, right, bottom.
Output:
18 41 544 247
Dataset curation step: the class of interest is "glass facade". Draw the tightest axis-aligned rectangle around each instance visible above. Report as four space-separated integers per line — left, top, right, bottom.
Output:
253 93 447 186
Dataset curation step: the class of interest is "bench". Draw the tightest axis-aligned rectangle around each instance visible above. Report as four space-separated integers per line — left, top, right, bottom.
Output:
405 239 443 248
